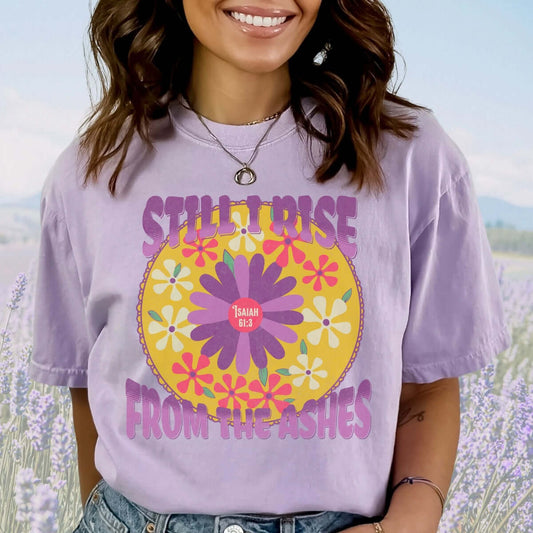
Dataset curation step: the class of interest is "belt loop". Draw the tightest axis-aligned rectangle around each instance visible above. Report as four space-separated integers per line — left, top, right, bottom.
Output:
280 516 295 533
155 513 170 533
214 515 221 533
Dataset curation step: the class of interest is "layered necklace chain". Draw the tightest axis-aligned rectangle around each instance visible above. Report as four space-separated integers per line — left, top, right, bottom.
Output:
182 98 288 186
243 110 284 126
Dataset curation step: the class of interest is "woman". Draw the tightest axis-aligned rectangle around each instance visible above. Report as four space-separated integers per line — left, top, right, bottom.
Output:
30 1 511 532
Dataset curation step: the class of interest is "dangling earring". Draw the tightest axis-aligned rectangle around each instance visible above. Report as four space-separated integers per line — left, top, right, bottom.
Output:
314 41 331 66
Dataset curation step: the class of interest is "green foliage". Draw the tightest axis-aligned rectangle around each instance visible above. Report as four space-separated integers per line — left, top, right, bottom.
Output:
485 226 533 256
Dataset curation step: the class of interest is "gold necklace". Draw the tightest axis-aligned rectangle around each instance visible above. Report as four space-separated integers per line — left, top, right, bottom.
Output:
245 106 289 125
181 97 289 126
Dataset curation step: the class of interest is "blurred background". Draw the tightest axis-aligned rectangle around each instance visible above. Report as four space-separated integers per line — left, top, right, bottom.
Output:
0 1 531 531
1 0 532 301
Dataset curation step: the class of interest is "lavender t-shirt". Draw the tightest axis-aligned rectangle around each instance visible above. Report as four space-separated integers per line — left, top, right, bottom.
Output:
30 97 511 516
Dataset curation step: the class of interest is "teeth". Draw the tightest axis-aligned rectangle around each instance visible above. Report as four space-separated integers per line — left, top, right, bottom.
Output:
230 11 287 27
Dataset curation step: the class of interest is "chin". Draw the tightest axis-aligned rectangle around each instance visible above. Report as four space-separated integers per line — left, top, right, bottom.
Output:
226 51 291 76
238 61 287 75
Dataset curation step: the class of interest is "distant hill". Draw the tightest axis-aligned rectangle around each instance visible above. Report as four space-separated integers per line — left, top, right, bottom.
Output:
0 207 40 244
0 193 41 210
0 194 40 243
478 196 533 231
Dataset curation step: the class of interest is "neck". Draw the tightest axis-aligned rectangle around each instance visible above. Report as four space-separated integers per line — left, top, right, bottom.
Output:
186 41 292 125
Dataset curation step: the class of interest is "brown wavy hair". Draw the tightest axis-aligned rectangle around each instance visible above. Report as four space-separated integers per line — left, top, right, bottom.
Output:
80 0 427 197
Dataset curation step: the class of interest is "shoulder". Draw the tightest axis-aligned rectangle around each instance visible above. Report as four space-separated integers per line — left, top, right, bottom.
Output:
40 137 86 221
381 100 470 195
41 114 172 218
379 99 473 239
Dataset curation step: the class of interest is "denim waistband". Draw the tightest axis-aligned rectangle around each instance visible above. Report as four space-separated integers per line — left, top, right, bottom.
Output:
76 479 378 533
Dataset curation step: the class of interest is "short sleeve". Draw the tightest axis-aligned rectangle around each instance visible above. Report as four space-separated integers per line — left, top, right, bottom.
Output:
401 171 512 383
30 204 90 387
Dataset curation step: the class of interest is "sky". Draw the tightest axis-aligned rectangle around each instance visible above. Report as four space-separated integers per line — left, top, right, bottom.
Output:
0 0 531 205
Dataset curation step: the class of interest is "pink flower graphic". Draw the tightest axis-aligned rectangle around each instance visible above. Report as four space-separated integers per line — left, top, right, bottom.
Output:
172 352 214 395
263 226 306 267
182 234 218 267
248 374 292 414
302 255 339 291
214 374 250 409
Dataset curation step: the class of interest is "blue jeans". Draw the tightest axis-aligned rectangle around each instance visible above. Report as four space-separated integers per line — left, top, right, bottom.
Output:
73 479 380 533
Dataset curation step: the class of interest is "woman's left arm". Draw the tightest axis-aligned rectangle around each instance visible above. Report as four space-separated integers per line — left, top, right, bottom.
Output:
346 377 461 533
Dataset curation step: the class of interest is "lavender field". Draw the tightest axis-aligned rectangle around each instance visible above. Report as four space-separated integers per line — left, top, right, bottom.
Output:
0 253 531 532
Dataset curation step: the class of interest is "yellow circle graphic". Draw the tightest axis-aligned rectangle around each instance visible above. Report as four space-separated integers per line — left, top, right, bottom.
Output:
137 201 363 424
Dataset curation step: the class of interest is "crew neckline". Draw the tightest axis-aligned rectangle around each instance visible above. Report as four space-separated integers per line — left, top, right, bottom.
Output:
168 94 318 151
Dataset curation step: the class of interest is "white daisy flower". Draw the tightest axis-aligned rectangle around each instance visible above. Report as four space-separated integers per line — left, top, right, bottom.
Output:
302 295 352 348
228 211 264 253
151 259 193 302
148 305 194 352
289 353 328 390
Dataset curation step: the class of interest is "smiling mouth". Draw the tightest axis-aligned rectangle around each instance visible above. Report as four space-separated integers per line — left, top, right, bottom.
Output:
225 11 294 28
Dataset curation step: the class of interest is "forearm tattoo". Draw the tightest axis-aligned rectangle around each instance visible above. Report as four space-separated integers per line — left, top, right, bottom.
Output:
397 406 425 427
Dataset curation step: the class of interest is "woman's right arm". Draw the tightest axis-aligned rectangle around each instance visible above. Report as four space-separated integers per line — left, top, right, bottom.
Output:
70 388 102 505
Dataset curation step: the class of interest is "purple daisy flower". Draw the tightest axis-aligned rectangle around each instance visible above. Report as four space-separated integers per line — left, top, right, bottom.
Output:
188 254 304 374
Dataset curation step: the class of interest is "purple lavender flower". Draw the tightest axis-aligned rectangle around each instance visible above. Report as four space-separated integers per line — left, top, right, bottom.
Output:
12 438 23 464
20 343 32 363
57 385 73 409
442 364 533 531
0 328 13 392
10 357 30 417
30 484 58 533
48 477 67 491
189 254 304 373
6 273 27 311
0 327 12 351
51 415 74 474
0 356 12 396
516 501 532 531
14 467 38 522
26 390 56 451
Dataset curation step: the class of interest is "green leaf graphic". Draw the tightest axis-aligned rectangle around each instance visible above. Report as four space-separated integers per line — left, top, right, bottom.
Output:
203 387 215 399
276 368 291 376
270 206 275 222
341 288 352 303
223 250 235 275
173 263 182 277
284 398 295 403
300 339 308 354
148 310 163 322
259 367 268 387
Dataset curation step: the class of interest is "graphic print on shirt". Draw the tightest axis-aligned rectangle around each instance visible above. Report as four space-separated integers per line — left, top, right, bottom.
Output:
134 195 370 439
